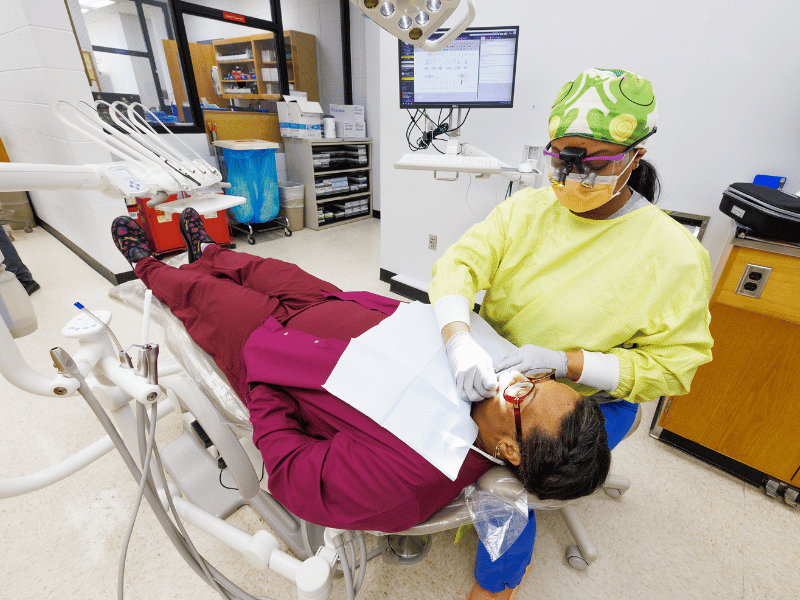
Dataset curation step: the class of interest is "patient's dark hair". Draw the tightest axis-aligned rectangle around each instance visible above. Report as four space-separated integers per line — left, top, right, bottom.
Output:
512 396 611 501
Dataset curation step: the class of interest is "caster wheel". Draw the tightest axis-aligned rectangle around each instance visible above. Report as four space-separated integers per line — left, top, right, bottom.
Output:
566 545 589 571
604 488 623 498
284 228 292 236
247 237 255 245
24 227 32 233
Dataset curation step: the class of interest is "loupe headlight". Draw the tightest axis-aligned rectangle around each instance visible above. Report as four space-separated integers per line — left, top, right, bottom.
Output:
547 146 586 188
580 172 597 188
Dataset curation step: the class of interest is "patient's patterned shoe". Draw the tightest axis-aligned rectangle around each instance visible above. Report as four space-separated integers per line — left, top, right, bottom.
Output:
179 207 216 263
111 216 152 267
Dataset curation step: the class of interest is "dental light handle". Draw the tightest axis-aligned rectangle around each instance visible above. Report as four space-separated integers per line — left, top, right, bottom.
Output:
0 320 79 397
0 163 104 193
419 0 476 52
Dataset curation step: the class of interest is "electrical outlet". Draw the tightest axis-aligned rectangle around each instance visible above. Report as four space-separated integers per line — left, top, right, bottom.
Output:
429 234 437 250
735 263 772 299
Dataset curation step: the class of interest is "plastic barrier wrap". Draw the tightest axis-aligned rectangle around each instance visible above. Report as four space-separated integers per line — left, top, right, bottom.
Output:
108 254 251 430
222 147 279 225
464 481 529 561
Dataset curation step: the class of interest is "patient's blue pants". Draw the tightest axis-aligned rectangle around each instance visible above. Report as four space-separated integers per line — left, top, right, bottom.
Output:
475 400 639 592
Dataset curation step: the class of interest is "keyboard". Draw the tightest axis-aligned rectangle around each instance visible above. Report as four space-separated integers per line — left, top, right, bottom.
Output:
395 153 503 174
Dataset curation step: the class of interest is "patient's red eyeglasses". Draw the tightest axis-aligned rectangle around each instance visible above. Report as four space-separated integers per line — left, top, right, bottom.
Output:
501 368 557 439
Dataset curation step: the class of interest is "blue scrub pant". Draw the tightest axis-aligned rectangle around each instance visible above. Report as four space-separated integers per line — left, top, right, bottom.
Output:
475 400 639 592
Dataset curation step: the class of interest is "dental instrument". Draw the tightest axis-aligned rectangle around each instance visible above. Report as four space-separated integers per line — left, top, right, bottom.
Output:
0 101 245 216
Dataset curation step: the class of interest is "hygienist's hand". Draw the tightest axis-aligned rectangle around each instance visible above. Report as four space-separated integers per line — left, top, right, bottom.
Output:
495 344 568 379
445 331 498 402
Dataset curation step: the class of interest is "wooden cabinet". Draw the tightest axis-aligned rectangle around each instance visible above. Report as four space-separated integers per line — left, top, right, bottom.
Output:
654 239 800 501
283 138 372 230
212 31 318 102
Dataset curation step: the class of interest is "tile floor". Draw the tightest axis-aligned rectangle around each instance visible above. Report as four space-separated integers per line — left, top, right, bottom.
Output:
0 219 797 600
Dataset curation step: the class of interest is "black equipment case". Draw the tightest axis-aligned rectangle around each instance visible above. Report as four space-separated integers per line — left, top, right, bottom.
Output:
720 183 800 244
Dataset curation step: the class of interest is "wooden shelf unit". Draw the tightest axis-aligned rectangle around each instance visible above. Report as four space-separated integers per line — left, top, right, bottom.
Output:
283 138 372 231
212 31 318 102
653 237 800 502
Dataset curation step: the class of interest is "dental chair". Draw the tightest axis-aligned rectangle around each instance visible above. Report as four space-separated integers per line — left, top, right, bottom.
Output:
110 266 640 574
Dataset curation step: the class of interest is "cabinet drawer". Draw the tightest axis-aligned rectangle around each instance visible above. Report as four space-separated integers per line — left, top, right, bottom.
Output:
715 247 800 323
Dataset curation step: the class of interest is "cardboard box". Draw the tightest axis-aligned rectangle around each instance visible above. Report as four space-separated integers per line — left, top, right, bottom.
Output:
261 67 279 81
330 104 365 123
276 102 293 137
278 96 323 138
333 120 367 139
335 121 356 138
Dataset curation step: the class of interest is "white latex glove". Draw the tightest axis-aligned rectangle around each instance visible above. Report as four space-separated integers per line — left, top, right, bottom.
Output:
445 331 498 402
494 344 568 379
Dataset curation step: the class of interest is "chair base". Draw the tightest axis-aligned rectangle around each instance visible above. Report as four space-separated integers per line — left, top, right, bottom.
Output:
160 421 325 560
380 535 432 564
560 474 630 570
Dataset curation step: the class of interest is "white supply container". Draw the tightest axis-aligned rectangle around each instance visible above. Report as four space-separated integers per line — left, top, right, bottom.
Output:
0 251 37 338
323 115 336 139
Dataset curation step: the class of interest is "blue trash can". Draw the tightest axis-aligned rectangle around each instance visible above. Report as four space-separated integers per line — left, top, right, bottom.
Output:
213 140 281 225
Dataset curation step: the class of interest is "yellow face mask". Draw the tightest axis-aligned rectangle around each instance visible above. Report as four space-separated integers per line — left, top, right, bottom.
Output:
548 153 637 213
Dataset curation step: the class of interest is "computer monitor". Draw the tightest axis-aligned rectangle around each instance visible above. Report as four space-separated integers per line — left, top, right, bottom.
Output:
398 26 519 109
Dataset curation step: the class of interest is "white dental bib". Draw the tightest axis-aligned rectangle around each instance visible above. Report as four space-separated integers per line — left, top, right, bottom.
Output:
323 302 516 480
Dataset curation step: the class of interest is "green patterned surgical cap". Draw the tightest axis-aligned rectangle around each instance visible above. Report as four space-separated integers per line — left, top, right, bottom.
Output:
548 68 658 146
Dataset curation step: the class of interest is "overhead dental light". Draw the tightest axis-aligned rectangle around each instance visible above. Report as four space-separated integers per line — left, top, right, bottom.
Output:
351 0 475 52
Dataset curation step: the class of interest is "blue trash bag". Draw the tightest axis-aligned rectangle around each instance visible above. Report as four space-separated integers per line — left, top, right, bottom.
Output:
222 147 279 224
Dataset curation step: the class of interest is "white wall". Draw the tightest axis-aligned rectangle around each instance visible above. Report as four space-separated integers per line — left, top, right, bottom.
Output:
0 0 123 274
370 0 800 287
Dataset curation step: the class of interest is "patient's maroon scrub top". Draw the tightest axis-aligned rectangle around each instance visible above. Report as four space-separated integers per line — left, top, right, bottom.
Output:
241 292 492 533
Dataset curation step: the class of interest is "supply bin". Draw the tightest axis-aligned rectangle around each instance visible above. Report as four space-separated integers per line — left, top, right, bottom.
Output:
0 191 35 232
129 195 232 256
278 181 305 231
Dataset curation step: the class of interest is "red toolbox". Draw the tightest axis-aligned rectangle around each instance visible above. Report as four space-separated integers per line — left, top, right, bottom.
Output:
128 195 231 255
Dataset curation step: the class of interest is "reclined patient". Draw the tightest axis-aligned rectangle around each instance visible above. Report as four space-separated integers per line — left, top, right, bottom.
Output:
111 208 613 584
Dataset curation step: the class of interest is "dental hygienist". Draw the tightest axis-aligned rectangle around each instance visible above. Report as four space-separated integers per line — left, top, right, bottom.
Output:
430 68 714 599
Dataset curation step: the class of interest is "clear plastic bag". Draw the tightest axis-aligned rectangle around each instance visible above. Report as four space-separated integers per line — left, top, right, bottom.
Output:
464 481 529 561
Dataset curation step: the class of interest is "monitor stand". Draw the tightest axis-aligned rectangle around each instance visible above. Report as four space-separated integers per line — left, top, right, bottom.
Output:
448 106 465 138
